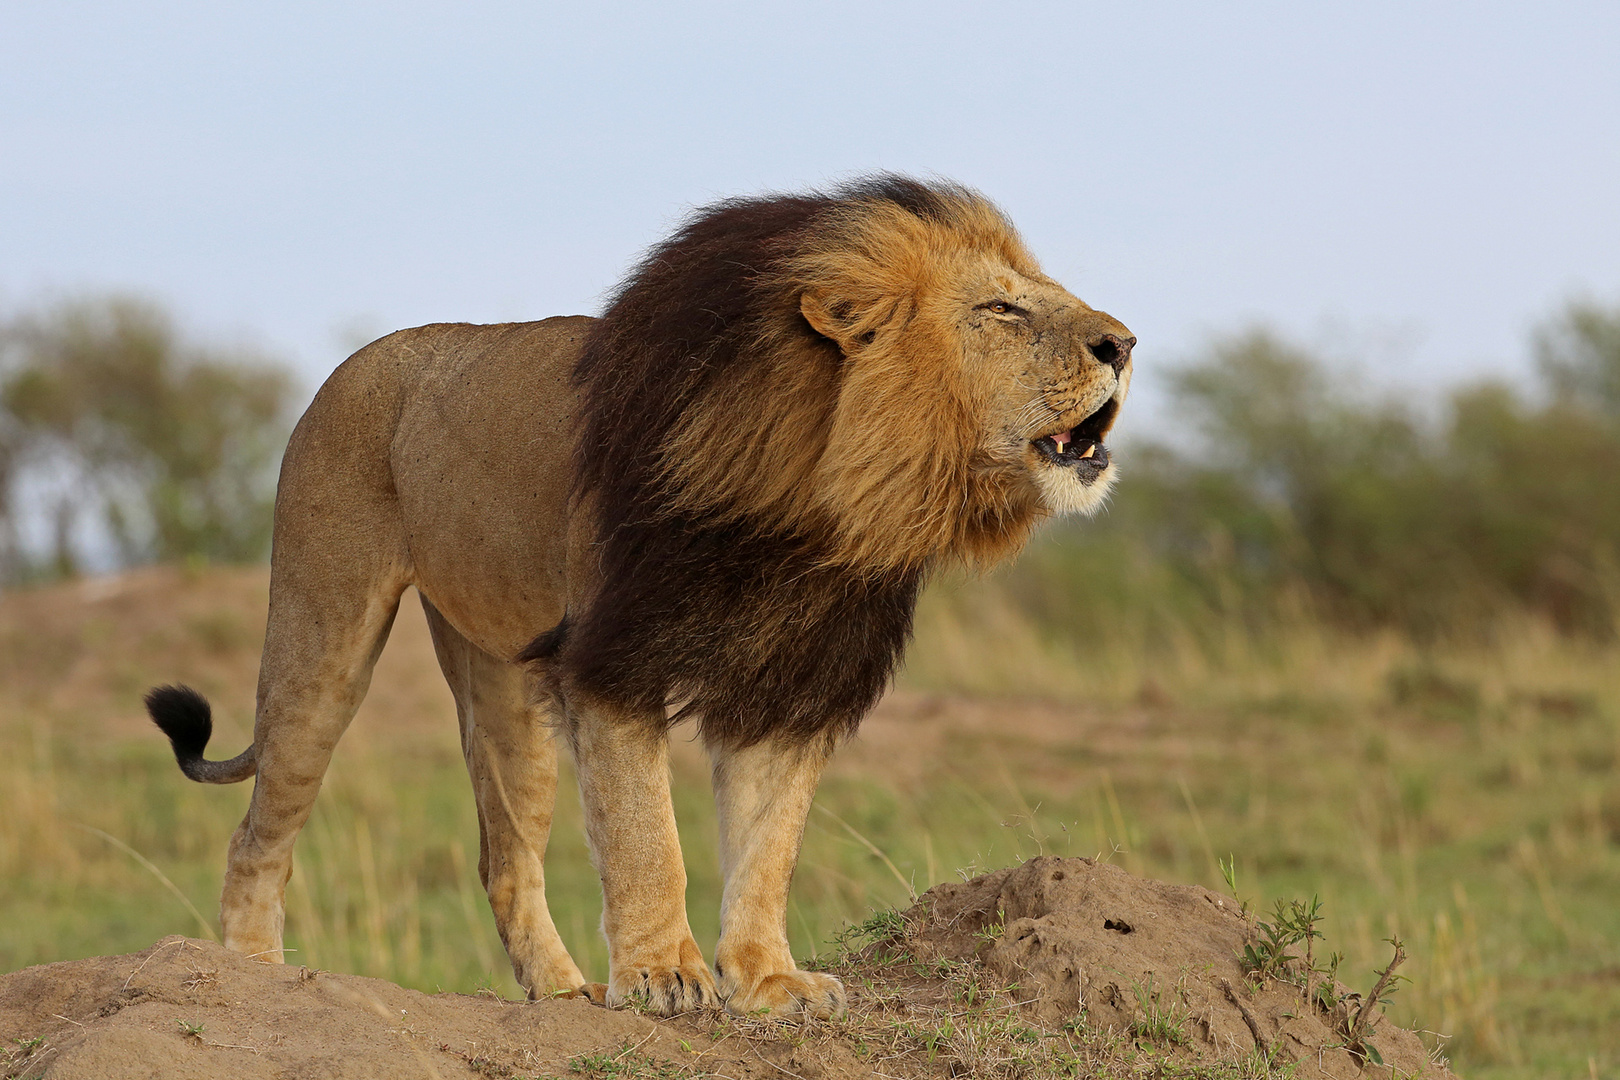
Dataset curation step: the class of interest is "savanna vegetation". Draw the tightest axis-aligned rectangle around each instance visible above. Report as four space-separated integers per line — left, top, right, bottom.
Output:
2 296 1617 1079
0 298 293 581
1003 300 1620 650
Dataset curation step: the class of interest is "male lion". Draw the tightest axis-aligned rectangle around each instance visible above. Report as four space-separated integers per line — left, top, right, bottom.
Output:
147 176 1133 1019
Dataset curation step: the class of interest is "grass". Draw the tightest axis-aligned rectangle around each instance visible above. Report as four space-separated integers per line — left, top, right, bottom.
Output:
1128 974 1189 1047
2 565 1618 1079
557 1045 692 1078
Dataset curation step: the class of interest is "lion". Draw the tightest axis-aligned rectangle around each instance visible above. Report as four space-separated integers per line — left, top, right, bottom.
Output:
145 175 1133 1019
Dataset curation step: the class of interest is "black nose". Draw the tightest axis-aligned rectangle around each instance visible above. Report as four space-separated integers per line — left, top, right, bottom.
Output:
1089 334 1134 374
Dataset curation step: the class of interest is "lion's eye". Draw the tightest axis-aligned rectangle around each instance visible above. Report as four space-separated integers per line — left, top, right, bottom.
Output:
981 300 1024 318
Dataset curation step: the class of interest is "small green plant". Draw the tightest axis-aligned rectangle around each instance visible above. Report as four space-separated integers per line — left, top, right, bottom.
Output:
5 1033 48 1078
850 907 908 944
617 985 655 1016
175 1019 205 1039
1241 895 1326 982
898 1015 958 1060
3 1036 50 1080
1238 897 1411 1067
1309 949 1345 1012
1127 973 1188 1046
825 907 910 964
566 1044 687 1078
1218 853 1251 916
1240 894 1356 1026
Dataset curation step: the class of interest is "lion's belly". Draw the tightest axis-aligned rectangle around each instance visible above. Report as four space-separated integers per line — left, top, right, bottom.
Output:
389 317 591 662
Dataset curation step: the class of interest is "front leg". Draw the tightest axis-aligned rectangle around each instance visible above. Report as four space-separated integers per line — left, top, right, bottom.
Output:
567 695 719 1014
709 732 846 1019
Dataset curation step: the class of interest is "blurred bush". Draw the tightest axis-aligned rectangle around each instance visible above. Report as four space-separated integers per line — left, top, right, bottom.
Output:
1004 298 1620 646
0 298 296 581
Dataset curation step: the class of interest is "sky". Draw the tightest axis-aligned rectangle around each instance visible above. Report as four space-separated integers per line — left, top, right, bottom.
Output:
3 0 1618 433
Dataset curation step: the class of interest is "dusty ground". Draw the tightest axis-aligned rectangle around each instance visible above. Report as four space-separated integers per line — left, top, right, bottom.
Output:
903 857 1448 1077
2 856 1453 1080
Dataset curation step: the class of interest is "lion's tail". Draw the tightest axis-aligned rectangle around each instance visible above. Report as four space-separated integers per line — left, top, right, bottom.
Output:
145 684 258 784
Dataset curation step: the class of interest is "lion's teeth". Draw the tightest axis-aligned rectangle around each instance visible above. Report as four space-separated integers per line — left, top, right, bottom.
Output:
1080 444 1096 459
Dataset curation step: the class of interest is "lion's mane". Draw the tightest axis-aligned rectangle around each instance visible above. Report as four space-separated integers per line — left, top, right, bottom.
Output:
536 177 1048 747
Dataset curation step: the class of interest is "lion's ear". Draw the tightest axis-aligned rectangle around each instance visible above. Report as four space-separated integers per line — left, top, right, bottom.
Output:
800 290 862 352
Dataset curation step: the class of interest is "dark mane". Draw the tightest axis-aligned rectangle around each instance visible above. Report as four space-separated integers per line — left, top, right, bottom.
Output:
540 176 987 747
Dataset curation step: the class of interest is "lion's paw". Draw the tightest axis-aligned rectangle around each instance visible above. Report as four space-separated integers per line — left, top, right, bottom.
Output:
722 970 847 1019
605 957 720 1016
573 982 609 1005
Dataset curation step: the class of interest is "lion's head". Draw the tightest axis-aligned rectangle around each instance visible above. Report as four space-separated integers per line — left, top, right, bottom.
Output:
576 176 1133 575
562 177 1133 744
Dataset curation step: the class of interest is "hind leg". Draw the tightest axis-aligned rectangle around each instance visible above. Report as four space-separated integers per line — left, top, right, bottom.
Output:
421 597 585 996
221 556 407 961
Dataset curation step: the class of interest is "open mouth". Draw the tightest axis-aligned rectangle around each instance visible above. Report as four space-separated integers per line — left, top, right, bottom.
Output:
1033 396 1120 476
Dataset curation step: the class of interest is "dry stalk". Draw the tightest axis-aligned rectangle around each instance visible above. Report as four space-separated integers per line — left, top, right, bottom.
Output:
1347 938 1407 1054
1220 978 1270 1056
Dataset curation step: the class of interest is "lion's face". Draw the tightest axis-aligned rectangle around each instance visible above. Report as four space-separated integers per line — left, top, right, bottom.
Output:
949 258 1133 519
796 240 1134 570
654 184 1133 573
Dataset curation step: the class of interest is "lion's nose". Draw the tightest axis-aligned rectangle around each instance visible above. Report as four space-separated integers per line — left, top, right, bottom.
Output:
1088 333 1134 374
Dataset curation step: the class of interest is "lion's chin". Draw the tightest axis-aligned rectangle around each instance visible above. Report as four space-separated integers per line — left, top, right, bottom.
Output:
1034 458 1117 518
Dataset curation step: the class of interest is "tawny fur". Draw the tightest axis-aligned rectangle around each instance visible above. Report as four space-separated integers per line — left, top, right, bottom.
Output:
146 176 1133 1022
558 176 1133 749
663 185 1051 571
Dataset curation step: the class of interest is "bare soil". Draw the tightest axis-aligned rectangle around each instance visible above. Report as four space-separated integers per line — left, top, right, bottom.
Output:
904 856 1450 1077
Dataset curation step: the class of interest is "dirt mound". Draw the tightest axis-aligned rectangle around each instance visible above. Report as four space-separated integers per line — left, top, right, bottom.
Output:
905 856 1452 1077
1 861 1455 1079
0 937 861 1080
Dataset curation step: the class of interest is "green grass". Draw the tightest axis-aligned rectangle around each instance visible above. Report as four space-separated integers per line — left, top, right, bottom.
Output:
3 580 1618 1079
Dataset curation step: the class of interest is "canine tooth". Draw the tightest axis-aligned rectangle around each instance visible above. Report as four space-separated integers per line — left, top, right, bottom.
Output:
1080 444 1096 459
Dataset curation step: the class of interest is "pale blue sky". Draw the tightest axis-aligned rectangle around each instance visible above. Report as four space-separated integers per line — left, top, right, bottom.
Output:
3 1 1617 429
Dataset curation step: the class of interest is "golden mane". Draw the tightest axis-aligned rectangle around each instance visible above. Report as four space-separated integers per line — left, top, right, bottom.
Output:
658 183 1049 571
560 176 1072 746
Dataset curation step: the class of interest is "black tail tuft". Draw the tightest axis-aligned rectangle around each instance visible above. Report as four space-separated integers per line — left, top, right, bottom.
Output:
146 684 214 767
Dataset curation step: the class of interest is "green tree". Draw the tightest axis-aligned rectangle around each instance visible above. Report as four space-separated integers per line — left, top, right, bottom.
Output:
0 298 295 578
1011 304 1620 645
1537 298 1620 420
